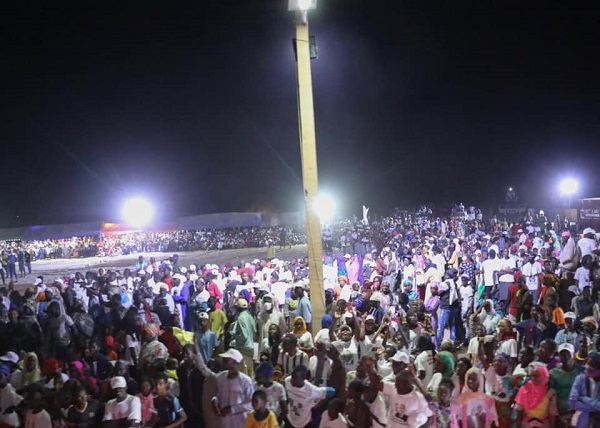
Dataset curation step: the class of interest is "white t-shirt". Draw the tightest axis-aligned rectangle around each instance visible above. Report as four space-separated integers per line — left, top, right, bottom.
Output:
0 385 23 427
332 338 364 373
319 413 349 428
369 393 388 428
382 383 432 428
298 332 314 350
497 338 517 359
578 237 597 258
103 395 142 423
256 382 286 416
498 257 517 283
25 409 52 428
459 285 474 317
414 350 435 388
575 267 592 290
522 262 542 291
427 372 443 397
271 282 289 306
284 378 326 428
481 258 501 286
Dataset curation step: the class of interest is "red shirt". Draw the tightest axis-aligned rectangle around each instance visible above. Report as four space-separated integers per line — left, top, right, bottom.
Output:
508 283 520 316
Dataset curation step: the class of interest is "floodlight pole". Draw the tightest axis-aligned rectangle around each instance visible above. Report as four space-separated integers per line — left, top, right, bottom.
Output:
293 6 325 335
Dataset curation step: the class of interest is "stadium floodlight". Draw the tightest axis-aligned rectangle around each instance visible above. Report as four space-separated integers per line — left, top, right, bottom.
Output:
122 197 154 227
288 0 317 11
559 178 578 196
313 193 336 222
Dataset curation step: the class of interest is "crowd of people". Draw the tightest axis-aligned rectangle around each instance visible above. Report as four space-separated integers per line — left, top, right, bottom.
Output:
0 209 598 427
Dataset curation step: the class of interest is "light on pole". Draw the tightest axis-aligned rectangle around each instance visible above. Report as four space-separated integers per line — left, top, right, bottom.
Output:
122 197 154 228
288 0 325 334
559 178 578 209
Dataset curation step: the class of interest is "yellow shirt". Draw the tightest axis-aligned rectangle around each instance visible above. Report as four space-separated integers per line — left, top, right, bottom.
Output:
209 309 228 338
244 410 279 428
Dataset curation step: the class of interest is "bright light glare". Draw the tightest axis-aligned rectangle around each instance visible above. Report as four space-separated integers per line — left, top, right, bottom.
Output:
298 0 312 10
122 197 154 227
508 187 513 192
313 193 336 222
559 178 578 196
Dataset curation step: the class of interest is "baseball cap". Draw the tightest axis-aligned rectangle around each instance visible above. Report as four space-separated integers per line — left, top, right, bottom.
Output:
0 352 18 364
237 299 249 309
564 311 576 320
219 348 243 363
390 352 410 364
110 376 127 389
558 343 574 356
199 312 209 320
370 292 383 303
584 228 596 236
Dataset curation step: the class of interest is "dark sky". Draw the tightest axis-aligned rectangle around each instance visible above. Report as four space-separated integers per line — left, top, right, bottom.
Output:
2 0 600 226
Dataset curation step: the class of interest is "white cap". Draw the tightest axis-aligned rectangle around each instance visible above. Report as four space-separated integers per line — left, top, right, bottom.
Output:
583 228 596 236
219 348 243 363
370 292 384 303
558 343 575 356
0 352 18 364
110 376 127 389
33 278 42 286
564 311 576 320
199 312 209 320
189 264 197 272
390 352 410 364
344 254 351 259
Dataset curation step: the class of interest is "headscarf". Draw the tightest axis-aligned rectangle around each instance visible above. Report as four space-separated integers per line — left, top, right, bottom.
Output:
143 323 161 340
514 362 549 410
321 314 333 329
436 351 456 379
21 352 41 386
456 367 483 405
495 351 512 370
293 316 307 335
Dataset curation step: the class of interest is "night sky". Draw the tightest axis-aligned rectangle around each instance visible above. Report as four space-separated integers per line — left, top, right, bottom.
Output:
2 0 600 227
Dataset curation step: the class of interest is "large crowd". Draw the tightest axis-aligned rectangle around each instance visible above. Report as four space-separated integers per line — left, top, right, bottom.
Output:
0 209 598 427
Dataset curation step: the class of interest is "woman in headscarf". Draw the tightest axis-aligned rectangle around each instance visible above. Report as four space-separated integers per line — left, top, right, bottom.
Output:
19 352 41 389
139 323 169 373
68 360 98 397
292 316 314 354
456 367 498 428
427 351 455 398
514 362 558 427
484 353 516 428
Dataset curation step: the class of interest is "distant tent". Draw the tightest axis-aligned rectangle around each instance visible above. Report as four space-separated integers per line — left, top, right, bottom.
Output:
21 222 103 241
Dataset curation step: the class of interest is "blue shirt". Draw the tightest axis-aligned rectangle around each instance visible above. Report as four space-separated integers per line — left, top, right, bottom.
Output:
197 329 218 362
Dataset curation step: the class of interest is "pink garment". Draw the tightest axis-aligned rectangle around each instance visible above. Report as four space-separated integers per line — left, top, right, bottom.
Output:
347 259 359 284
138 393 155 425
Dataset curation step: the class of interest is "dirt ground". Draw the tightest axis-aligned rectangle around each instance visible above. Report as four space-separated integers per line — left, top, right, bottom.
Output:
8 244 308 290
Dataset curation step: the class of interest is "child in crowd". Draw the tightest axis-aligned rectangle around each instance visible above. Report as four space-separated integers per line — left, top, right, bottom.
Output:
245 389 279 428
153 372 187 428
319 399 348 428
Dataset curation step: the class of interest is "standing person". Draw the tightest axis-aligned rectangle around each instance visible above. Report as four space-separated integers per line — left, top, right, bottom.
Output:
368 368 433 428
233 299 257 377
153 372 188 427
522 254 542 303
436 275 459 349
455 367 498 428
549 343 581 426
211 349 255 428
284 365 333 428
24 250 32 275
257 294 286 347
244 390 279 428
177 344 208 428
17 249 26 278
294 284 313 332
569 351 600 427
196 313 218 363
103 376 142 427
6 251 17 283
514 363 558 427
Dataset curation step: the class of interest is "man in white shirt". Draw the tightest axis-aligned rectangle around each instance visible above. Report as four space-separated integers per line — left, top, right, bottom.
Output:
497 248 517 304
578 228 597 259
103 376 142 427
481 249 502 299
521 254 542 302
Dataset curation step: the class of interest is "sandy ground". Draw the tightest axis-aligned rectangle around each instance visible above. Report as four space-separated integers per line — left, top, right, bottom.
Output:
8 245 308 290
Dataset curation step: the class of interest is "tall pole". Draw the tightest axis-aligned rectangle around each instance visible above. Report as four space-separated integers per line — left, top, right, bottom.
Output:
294 10 325 335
